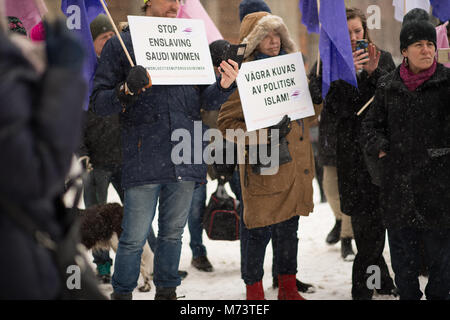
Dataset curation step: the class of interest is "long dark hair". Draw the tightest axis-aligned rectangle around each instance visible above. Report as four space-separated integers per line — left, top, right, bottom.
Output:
346 7 373 44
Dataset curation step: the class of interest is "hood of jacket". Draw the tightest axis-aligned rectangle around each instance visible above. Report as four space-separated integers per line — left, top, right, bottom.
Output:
239 12 297 60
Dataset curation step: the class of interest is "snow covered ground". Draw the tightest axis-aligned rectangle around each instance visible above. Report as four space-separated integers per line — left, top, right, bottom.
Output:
78 178 428 300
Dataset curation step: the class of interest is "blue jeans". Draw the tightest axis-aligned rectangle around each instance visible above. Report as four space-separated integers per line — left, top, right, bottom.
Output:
83 166 123 267
388 227 450 300
111 181 195 293
188 183 207 258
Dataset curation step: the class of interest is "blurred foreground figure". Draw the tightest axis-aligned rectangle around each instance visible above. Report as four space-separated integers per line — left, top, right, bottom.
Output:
0 18 86 299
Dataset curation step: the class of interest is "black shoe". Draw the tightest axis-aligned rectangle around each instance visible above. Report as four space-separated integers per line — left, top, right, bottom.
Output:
192 256 214 272
178 270 188 279
155 287 177 300
272 277 316 293
326 220 342 245
341 237 355 261
110 291 132 300
376 286 399 297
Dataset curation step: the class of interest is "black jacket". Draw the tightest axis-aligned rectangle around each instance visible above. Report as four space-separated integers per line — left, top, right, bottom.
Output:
361 63 450 229
328 50 396 216
0 34 85 298
79 107 122 170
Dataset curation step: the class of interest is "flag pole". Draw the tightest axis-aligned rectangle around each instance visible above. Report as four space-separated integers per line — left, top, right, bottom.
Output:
316 0 321 76
99 0 135 67
356 95 375 116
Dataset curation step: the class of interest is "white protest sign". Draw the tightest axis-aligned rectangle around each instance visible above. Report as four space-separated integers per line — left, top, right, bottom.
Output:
236 52 315 132
128 15 216 85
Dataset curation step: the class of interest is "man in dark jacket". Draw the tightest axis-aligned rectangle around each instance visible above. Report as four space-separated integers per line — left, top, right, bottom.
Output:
91 0 238 300
0 21 86 299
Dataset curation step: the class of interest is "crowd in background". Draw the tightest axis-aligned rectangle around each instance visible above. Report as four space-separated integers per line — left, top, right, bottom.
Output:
0 0 449 301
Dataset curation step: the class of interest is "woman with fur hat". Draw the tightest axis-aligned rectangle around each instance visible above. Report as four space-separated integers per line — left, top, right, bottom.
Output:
361 13 450 300
217 11 321 300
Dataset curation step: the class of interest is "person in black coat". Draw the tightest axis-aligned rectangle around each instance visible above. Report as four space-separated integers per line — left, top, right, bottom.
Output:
78 14 119 284
0 21 86 299
309 7 397 300
361 16 450 300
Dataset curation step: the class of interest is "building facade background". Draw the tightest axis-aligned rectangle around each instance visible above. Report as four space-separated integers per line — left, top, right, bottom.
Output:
48 0 431 70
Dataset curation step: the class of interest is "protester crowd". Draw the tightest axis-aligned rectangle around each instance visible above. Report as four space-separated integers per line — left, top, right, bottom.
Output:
0 0 449 301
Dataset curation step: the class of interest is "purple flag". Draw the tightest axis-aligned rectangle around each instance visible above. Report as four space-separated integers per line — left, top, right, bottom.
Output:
319 0 357 98
61 0 105 110
430 0 450 21
299 0 320 34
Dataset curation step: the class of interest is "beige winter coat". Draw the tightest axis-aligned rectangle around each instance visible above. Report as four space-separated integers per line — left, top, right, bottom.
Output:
217 12 322 229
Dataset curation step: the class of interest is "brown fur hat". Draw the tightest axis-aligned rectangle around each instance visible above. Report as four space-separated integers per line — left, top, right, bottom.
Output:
239 12 297 59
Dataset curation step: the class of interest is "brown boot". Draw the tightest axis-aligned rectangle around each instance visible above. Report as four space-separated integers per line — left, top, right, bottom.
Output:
278 275 306 300
246 281 265 300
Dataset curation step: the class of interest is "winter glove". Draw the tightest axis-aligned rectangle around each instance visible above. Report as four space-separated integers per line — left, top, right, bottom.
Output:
44 19 84 72
308 74 323 105
268 115 291 140
125 65 151 95
116 66 152 107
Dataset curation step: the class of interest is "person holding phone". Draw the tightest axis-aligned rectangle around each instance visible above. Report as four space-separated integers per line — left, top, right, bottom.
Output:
308 7 397 300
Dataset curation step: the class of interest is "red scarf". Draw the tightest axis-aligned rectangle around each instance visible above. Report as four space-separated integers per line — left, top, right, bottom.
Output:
400 59 437 91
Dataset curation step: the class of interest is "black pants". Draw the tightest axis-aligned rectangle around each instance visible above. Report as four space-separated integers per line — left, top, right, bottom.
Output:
388 228 450 300
240 214 299 285
351 212 395 299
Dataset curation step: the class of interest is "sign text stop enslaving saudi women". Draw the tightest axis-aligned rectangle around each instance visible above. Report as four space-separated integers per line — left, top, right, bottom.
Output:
128 15 216 85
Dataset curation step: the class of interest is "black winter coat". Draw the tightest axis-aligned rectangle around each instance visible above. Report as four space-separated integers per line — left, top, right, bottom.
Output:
361 63 450 229
309 64 339 167
0 35 85 298
326 50 395 216
79 108 122 170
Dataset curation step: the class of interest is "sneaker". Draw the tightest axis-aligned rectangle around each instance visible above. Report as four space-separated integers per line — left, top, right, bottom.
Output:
341 237 355 261
192 256 214 272
326 220 342 245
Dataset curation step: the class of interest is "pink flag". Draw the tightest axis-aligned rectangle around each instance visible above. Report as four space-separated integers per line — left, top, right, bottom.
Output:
177 0 223 44
5 0 47 33
436 22 450 68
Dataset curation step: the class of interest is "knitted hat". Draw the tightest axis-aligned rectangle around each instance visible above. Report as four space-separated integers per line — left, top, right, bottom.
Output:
400 19 436 51
8 16 27 36
90 14 114 41
403 8 432 25
209 39 230 67
239 0 271 22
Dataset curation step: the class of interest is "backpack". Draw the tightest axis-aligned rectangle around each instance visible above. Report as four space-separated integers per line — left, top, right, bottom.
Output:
203 179 240 241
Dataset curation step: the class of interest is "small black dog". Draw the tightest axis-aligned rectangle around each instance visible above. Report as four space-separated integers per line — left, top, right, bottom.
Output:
76 203 153 292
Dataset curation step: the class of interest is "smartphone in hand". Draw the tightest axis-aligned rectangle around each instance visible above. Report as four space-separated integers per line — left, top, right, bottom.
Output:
222 44 247 69
355 39 369 53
